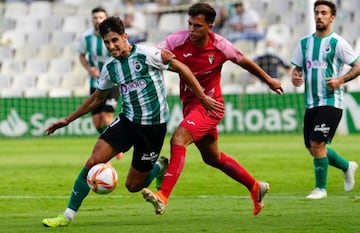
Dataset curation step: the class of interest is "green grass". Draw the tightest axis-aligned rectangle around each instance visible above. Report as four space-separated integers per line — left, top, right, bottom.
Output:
1 134 360 233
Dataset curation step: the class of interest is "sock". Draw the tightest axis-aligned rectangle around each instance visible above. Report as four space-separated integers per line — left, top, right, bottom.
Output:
217 152 256 191
67 167 91 212
97 124 109 134
327 147 349 172
314 157 328 190
64 208 76 221
143 162 161 187
160 144 186 198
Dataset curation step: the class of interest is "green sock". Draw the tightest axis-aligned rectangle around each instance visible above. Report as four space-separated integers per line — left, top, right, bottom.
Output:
327 147 349 172
314 157 328 190
143 163 160 187
67 167 90 211
97 125 109 134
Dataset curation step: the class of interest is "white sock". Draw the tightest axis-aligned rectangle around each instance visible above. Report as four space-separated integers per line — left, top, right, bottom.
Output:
64 208 76 221
155 161 163 171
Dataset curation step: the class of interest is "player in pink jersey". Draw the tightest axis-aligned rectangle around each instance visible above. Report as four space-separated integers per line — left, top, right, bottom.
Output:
142 2 283 216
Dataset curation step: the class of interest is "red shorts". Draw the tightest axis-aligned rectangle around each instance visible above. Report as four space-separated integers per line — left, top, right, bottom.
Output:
180 103 224 142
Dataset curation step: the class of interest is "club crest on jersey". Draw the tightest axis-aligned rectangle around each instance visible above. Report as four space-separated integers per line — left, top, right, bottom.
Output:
324 44 331 53
134 61 142 72
208 55 215 64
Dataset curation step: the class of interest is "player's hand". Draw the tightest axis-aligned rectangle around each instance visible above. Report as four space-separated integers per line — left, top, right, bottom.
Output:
268 78 284 95
291 68 304 87
161 48 175 64
199 96 225 118
325 77 342 90
88 67 100 78
44 119 69 136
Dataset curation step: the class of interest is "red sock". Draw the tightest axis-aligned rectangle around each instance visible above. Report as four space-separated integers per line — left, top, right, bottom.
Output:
218 152 256 191
160 144 186 198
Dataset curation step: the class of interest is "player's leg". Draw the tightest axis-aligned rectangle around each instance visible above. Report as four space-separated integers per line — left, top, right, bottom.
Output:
322 107 358 191
42 139 117 227
142 125 192 215
126 122 167 192
195 134 269 215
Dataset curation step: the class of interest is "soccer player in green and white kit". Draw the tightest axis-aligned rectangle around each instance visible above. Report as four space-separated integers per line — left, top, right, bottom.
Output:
42 16 224 227
291 0 360 199
78 7 123 159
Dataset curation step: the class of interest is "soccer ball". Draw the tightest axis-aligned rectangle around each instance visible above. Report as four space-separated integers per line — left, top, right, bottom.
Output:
87 163 118 194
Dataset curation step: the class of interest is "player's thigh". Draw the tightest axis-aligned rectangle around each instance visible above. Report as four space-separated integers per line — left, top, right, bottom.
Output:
132 123 167 172
195 134 221 165
85 139 116 169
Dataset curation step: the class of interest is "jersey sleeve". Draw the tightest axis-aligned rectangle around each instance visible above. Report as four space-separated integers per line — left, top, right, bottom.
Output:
214 35 244 64
291 42 303 67
97 63 115 90
144 46 170 70
336 37 359 65
77 34 87 55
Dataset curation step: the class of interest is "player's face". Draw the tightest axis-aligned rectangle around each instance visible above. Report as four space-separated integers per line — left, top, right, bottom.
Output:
102 31 129 58
314 5 335 32
92 12 107 31
187 14 212 44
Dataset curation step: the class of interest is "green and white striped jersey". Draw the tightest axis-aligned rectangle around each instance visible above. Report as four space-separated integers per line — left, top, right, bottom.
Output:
291 32 359 109
77 28 110 88
98 44 170 125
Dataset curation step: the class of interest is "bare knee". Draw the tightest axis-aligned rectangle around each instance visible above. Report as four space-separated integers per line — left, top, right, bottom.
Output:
125 181 143 193
309 141 326 158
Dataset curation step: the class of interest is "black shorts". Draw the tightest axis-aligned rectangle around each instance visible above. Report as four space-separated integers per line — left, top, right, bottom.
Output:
90 87 120 115
100 114 167 172
303 106 342 148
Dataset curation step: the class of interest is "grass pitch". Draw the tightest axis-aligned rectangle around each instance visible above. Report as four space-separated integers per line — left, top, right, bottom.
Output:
0 134 359 233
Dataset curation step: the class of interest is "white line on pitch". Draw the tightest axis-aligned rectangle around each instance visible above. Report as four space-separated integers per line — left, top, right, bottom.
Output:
0 195 358 199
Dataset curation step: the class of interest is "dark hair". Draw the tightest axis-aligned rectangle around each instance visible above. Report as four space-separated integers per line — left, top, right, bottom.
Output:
99 16 125 37
92 6 108 16
314 0 336 16
188 2 216 24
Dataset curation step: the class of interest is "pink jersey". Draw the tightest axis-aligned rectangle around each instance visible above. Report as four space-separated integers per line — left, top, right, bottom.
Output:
159 30 244 106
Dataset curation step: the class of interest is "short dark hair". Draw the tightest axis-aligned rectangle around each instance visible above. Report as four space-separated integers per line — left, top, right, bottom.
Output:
314 0 336 16
92 6 108 16
188 2 216 24
99 16 125 38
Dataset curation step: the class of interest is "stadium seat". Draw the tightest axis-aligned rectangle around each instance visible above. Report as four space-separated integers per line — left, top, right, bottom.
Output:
1 29 27 48
48 88 73 98
23 58 49 76
157 13 187 32
50 30 75 47
0 16 15 34
51 2 77 16
38 15 63 31
62 15 88 35
36 73 62 91
14 15 40 32
37 44 61 60
0 88 23 98
0 46 14 63
26 31 51 48
0 74 12 89
0 59 23 76
48 58 73 75
13 46 38 62
11 73 37 91
3 1 28 19
23 88 48 98
28 1 52 17
266 23 292 46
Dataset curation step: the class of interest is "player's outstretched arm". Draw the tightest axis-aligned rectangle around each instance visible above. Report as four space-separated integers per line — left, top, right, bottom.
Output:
45 90 109 135
238 57 283 95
